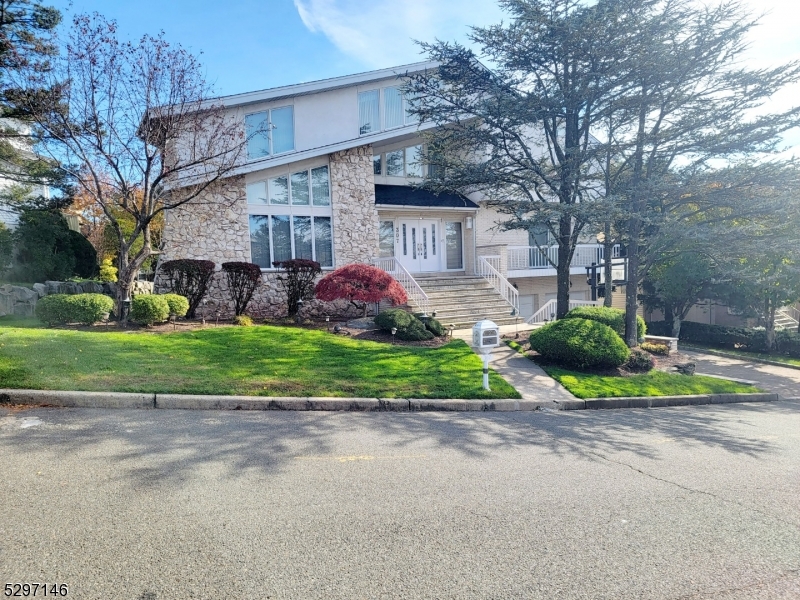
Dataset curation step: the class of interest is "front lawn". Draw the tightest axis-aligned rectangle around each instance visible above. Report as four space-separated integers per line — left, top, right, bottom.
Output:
542 366 761 399
0 318 519 399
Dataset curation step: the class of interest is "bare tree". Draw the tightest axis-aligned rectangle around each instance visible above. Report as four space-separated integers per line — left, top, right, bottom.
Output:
14 14 245 319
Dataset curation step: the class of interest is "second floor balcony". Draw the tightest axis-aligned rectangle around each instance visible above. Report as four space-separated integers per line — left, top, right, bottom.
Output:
506 244 622 277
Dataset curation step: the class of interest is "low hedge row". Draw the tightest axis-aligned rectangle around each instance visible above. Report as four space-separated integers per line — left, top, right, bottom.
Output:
131 293 189 326
35 293 114 326
647 320 800 358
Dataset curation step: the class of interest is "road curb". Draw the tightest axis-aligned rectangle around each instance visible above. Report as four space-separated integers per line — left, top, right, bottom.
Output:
0 389 784 412
0 389 155 409
575 392 780 410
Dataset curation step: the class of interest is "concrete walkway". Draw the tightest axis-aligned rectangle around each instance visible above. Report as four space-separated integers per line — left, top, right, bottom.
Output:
451 325 576 407
683 349 800 400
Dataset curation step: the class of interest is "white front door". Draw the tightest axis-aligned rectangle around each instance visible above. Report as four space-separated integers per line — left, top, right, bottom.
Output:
397 219 441 273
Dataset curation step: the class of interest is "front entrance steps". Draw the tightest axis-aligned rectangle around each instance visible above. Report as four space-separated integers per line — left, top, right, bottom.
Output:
412 275 519 329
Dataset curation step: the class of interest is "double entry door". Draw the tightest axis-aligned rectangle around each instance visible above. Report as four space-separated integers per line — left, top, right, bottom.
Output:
396 218 440 273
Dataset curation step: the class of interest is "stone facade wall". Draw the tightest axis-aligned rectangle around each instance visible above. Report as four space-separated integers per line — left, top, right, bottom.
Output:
330 145 379 266
160 177 250 264
157 147 381 319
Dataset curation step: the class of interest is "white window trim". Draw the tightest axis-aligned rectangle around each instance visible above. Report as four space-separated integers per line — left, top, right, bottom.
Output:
374 144 426 178
247 163 334 270
245 104 296 161
359 86 417 137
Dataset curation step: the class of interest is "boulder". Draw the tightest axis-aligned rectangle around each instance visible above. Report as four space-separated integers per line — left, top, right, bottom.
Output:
12 286 37 302
0 292 13 317
62 282 81 295
45 281 62 295
32 283 47 298
80 281 104 294
12 301 35 317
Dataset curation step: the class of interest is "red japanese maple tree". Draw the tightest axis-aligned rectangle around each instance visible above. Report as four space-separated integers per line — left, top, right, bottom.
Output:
314 263 407 316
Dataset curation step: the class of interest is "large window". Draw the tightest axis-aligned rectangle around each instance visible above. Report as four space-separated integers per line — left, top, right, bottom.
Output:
359 86 417 136
379 221 395 258
446 222 463 270
246 105 295 159
374 144 424 178
247 165 333 268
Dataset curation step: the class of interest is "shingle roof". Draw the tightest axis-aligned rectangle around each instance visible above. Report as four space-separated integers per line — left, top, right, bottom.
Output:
374 185 478 209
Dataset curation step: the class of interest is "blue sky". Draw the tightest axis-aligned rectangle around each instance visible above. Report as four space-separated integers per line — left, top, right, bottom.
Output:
51 0 800 149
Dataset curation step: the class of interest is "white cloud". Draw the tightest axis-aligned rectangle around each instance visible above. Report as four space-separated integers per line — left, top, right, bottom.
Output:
293 0 504 69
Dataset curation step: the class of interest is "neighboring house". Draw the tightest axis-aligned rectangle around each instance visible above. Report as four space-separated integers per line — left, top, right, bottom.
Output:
0 119 51 230
159 62 617 326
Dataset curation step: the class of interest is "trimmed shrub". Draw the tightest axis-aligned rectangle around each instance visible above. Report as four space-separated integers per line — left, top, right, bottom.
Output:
529 318 630 369
625 348 655 372
425 317 446 337
565 306 646 340
98 257 118 283
131 294 170 325
641 341 670 355
668 321 767 352
35 293 114 326
159 259 216 318
68 230 98 279
35 294 70 326
396 318 434 341
375 308 414 332
233 315 254 327
222 261 262 316
273 259 322 317
161 293 189 317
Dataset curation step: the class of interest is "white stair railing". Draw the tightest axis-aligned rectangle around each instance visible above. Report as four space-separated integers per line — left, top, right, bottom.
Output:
527 299 558 324
371 257 430 316
477 255 519 315
775 305 800 330
526 299 601 325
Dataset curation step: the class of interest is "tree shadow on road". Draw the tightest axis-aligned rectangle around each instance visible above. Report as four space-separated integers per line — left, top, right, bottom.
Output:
1 400 797 488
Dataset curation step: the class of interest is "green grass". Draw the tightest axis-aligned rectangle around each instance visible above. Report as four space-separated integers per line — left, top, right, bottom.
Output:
0 318 519 399
542 366 761 399
681 343 800 368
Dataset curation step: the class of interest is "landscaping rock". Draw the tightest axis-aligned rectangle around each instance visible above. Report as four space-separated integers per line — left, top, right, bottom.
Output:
0 285 38 317
45 281 62 294
346 317 377 329
80 281 104 293
62 282 81 295
32 283 46 298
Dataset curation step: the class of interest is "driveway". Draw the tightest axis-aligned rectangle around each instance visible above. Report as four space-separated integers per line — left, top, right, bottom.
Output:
2 403 800 599
683 349 800 398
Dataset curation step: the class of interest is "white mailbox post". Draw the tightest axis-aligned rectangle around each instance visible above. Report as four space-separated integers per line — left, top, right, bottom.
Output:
472 319 500 390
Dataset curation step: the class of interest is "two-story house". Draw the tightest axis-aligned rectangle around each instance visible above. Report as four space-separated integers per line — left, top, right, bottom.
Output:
159 62 615 327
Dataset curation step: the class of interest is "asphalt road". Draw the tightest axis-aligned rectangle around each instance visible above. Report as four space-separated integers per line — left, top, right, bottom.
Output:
2 402 799 600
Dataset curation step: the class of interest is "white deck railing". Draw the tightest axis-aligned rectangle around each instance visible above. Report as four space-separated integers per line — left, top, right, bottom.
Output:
477 255 519 314
526 299 601 325
776 305 800 327
371 257 430 316
508 244 621 271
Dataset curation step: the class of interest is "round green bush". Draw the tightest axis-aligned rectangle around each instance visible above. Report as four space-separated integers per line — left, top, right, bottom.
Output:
564 306 646 340
396 318 434 341
374 308 414 332
529 318 630 369
625 348 655 372
425 317 446 337
161 293 189 317
35 293 114 326
35 294 70 326
131 294 170 325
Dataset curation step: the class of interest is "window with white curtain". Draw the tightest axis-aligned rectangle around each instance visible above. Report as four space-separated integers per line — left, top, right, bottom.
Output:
245 106 295 159
247 165 333 268
359 86 417 136
384 87 404 129
358 90 380 135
